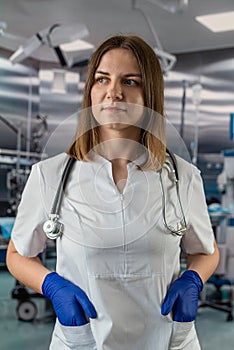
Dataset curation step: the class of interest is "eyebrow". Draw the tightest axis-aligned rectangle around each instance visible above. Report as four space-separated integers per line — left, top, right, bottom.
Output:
95 70 142 78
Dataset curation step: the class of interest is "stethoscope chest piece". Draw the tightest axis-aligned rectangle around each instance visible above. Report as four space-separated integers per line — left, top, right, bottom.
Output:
43 214 63 240
43 157 76 240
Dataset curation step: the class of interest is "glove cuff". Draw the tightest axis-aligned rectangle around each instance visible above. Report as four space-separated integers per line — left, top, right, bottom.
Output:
182 270 203 293
42 271 60 298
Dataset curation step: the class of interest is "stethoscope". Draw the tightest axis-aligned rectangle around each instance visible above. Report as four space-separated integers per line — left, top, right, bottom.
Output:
43 157 76 240
159 149 187 236
43 150 187 240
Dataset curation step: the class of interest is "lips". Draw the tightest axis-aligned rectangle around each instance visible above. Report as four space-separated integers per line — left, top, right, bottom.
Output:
102 105 126 112
104 107 125 112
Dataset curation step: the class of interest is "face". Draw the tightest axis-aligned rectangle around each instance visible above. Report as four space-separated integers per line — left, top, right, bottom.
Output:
90 48 145 137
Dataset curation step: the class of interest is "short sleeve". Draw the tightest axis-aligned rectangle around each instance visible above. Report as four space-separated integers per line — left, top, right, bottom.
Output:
182 166 215 255
11 163 48 257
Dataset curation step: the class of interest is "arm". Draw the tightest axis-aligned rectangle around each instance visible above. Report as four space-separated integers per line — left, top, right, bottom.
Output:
186 240 219 283
6 239 51 293
7 157 97 326
7 239 97 325
161 161 219 322
161 240 219 322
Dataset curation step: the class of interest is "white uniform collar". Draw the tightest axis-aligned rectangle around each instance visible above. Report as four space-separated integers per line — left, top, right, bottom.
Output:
89 149 148 169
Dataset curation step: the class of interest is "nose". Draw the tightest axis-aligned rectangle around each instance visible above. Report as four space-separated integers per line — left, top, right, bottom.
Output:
106 83 123 100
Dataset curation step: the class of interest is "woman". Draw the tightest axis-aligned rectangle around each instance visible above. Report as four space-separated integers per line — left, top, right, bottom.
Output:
7 34 219 349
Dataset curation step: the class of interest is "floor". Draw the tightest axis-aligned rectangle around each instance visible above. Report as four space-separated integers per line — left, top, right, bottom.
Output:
1 266 234 350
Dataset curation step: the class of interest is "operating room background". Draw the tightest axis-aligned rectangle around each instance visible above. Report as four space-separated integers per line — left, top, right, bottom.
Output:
1 45 234 209
0 1 234 349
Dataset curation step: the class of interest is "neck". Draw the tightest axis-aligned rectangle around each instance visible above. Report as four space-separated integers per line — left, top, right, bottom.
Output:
95 127 142 162
99 124 142 142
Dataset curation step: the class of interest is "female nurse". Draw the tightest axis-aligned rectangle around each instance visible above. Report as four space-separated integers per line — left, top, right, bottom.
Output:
7 34 219 349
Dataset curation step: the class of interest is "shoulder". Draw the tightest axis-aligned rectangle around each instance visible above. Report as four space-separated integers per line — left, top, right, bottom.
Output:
31 153 71 189
34 152 69 173
173 153 201 184
174 154 199 173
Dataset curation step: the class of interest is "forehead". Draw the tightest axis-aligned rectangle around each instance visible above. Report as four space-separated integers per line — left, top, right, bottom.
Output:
96 48 140 72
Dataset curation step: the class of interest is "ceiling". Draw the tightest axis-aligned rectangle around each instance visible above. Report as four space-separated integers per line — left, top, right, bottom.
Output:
0 0 234 61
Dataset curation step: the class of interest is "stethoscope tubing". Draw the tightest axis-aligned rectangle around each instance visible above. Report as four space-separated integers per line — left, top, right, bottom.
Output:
51 157 76 215
43 151 187 239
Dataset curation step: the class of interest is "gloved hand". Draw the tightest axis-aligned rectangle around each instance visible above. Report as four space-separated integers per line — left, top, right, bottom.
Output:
42 272 97 326
161 270 203 322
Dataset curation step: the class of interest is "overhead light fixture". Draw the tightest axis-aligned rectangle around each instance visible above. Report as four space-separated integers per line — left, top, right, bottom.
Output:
60 39 95 67
195 11 234 32
147 0 189 13
60 39 94 53
9 35 42 64
8 23 90 65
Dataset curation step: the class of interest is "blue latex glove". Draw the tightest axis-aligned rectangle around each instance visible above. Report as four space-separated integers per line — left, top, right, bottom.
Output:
161 270 203 322
42 272 97 326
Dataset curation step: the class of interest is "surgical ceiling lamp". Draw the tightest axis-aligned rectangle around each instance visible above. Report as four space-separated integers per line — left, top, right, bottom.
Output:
5 23 94 67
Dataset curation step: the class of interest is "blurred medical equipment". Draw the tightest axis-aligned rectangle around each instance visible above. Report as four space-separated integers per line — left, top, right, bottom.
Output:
0 217 14 265
11 245 56 322
0 114 48 216
198 144 234 322
12 281 51 322
217 148 234 280
43 150 187 240
0 114 53 320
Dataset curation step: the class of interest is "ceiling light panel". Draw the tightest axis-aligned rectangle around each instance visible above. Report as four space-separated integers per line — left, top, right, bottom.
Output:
195 11 234 32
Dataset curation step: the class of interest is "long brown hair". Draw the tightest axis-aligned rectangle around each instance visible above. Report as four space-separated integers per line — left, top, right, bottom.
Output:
67 34 166 170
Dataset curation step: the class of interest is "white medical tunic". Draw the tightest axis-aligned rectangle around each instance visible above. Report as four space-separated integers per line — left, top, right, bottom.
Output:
11 152 215 350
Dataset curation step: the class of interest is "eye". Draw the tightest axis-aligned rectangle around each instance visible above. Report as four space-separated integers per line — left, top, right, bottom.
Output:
95 76 108 84
124 79 140 86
